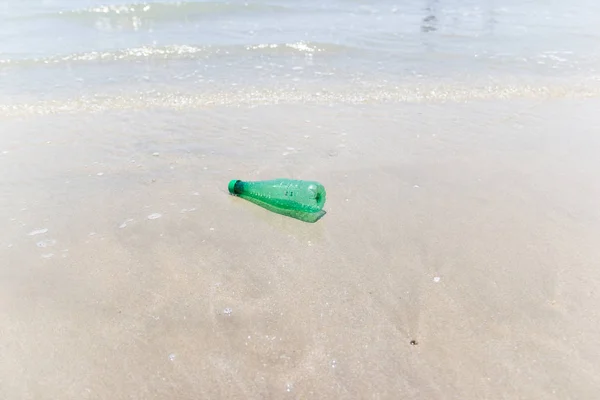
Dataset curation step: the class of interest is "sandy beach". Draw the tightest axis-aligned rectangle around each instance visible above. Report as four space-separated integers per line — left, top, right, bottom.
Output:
1 96 600 399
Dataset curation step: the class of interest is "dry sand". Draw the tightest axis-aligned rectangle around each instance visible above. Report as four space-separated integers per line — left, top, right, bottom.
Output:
1 98 600 399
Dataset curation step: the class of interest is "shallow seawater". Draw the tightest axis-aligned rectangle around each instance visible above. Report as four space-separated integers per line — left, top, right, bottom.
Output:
1 0 600 109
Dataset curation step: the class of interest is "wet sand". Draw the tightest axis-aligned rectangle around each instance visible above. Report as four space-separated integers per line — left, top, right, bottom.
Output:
1 98 600 399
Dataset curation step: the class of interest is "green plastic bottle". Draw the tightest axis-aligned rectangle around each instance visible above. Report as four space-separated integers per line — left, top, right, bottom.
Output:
228 178 327 223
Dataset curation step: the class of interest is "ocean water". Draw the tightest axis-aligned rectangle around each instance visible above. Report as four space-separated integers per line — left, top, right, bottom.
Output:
1 0 600 114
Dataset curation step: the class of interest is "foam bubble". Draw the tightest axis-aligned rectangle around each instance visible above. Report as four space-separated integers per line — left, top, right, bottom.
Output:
28 228 48 236
147 213 162 220
119 218 134 228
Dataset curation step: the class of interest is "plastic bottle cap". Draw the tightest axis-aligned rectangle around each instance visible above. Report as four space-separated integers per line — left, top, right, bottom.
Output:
228 179 240 194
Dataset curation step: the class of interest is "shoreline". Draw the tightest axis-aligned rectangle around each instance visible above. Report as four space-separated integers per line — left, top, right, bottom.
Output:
2 73 600 118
